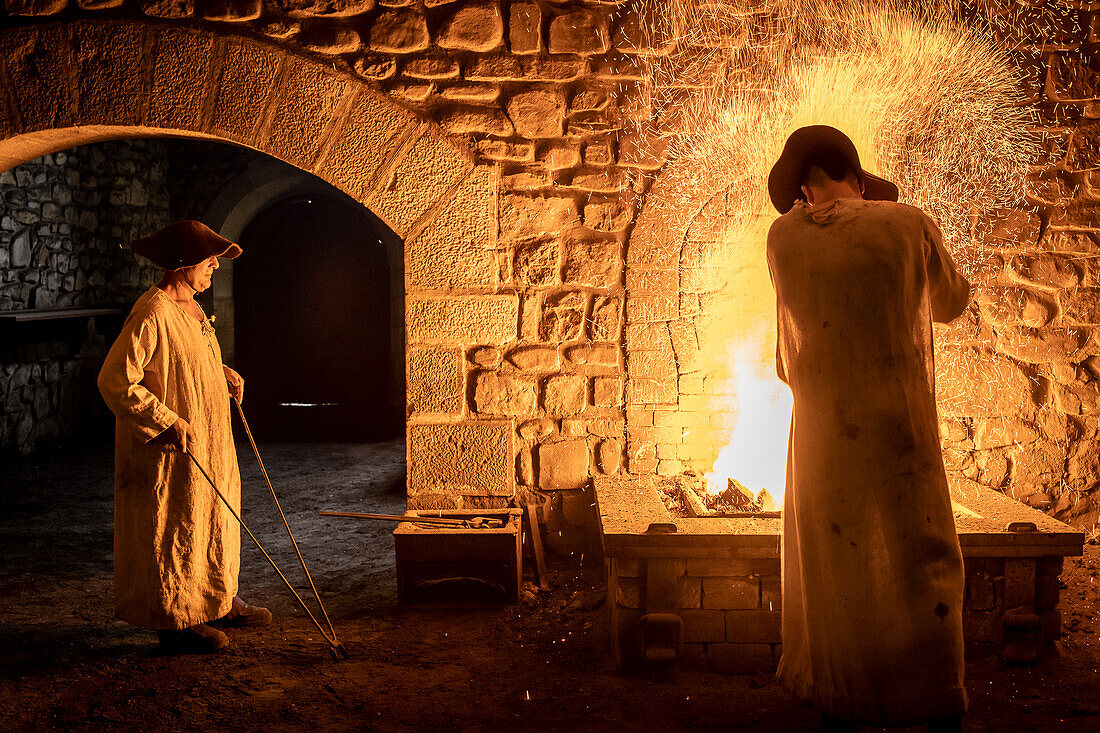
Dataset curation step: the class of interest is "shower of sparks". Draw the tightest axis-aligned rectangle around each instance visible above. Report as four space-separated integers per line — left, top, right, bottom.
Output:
621 0 1066 501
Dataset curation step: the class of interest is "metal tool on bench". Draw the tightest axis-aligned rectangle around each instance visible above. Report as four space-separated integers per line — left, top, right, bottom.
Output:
184 398 348 661
318 510 504 529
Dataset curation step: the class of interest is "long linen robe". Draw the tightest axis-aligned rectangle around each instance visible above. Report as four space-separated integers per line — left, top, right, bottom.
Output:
98 286 240 630
766 199 970 726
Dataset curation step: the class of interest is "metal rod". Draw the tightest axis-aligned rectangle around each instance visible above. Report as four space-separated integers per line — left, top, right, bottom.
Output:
233 400 340 646
184 449 343 656
318 510 472 525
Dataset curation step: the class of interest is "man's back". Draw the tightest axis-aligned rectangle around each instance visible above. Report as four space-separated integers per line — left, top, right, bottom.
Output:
768 199 964 404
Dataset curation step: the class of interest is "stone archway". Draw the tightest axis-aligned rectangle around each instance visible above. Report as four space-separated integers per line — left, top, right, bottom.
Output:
0 19 508 507
0 21 477 243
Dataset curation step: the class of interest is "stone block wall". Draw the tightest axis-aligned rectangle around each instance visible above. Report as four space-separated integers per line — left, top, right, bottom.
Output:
0 2 1097 533
0 138 265 455
608 552 1066 675
0 141 168 454
0 142 167 311
621 7 1100 532
343 0 656 523
962 555 1064 658
608 556 783 674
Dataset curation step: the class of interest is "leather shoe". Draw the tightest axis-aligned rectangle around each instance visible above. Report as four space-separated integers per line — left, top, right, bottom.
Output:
157 624 230 653
212 596 273 628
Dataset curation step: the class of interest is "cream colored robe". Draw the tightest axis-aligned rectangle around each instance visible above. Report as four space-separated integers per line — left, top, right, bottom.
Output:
98 286 240 630
767 199 970 726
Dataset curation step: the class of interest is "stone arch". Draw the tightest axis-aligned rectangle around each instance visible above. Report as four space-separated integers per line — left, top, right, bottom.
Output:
0 19 507 500
202 157 341 243
0 19 481 247
623 166 722 476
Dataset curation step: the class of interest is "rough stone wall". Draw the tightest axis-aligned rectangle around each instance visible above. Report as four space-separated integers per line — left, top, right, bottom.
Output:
622 7 1100 532
1 2 1097 534
377 1 656 551
0 4 655 536
0 138 276 455
933 24 1100 531
0 140 168 454
312 0 654 535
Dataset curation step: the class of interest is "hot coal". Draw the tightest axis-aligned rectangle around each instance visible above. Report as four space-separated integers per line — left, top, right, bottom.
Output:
657 475 779 518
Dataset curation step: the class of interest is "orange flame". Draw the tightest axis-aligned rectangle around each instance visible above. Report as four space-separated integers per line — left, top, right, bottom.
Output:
704 346 793 506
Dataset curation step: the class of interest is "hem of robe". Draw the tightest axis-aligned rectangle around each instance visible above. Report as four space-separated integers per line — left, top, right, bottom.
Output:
777 669 967 727
116 596 235 632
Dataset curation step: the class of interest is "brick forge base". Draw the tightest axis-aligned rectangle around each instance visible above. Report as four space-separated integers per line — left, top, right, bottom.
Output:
595 476 1085 674
609 556 782 674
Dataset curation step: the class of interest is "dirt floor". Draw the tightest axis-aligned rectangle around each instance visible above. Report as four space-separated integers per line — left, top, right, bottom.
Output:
1 440 1097 732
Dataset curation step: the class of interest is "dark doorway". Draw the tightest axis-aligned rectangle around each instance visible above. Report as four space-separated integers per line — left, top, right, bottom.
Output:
234 194 398 442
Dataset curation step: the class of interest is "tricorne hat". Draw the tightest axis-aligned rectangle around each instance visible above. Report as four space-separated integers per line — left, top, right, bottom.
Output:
131 220 242 270
767 125 899 214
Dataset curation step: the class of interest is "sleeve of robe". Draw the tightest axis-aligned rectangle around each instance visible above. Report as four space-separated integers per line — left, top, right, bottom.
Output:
923 214 971 324
766 223 789 385
98 314 179 442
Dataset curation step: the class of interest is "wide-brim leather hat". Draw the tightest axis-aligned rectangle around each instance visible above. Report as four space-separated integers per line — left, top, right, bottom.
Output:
767 125 899 214
132 220 242 270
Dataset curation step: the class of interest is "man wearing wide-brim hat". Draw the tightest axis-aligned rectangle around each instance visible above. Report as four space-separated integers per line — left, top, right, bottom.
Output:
98 220 271 653
765 126 971 732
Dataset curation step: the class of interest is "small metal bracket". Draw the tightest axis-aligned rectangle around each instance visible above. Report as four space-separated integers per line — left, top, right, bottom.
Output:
638 613 683 665
1001 609 1043 665
1006 521 1038 533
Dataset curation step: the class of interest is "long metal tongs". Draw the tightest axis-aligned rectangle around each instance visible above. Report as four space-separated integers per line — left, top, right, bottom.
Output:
185 399 347 661
318 511 504 529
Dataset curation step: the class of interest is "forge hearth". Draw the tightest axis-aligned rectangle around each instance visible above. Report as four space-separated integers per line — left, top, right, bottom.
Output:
594 476 1085 674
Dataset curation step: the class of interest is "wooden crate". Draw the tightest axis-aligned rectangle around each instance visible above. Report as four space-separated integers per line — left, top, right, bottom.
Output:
394 509 523 607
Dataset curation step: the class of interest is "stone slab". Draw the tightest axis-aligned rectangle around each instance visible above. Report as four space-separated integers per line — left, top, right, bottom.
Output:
407 420 513 497
72 22 145 127
147 27 216 130
407 294 518 346
208 37 280 142
320 87 418 200
0 26 73 132
537 439 588 490
264 58 349 169
594 475 1085 557
406 166 497 290
369 128 472 237
407 345 462 414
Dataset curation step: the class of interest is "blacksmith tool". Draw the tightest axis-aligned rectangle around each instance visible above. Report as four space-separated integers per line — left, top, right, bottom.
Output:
318 511 504 530
184 399 349 662
232 399 346 659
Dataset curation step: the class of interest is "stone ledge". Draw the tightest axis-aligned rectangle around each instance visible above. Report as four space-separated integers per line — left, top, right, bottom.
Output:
595 475 1086 556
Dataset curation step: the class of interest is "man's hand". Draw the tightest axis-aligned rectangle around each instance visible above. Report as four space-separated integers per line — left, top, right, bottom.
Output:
223 365 244 403
160 417 197 453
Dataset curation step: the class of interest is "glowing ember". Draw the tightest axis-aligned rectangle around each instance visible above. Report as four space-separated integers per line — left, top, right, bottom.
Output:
626 0 1041 504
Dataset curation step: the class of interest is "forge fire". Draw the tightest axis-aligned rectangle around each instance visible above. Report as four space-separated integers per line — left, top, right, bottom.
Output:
1 0 1098 731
